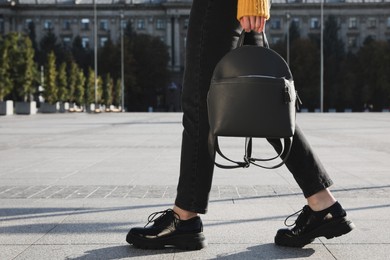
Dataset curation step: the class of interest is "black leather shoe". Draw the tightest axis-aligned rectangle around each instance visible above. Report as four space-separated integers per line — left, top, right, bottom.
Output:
275 201 355 247
126 209 207 250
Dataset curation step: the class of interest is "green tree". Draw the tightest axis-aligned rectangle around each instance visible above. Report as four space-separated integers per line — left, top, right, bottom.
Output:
323 15 345 110
39 29 65 66
72 36 93 73
6 33 37 102
57 62 68 102
85 68 94 104
21 36 37 102
97 75 103 104
0 36 13 101
355 39 390 110
43 51 58 104
290 39 320 110
74 67 85 107
102 74 114 107
130 33 170 111
98 38 120 79
68 61 79 103
85 68 102 104
338 52 356 110
113 78 122 107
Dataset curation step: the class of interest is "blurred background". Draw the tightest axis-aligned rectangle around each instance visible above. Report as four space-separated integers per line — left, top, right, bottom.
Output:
0 0 389 113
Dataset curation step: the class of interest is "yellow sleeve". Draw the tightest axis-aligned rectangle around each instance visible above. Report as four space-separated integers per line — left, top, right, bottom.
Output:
237 0 270 21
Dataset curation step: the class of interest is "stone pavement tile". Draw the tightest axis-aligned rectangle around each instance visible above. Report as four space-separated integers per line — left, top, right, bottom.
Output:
204 220 282 245
326 244 390 260
0 245 30 260
0 203 85 245
206 197 296 221
321 198 390 245
34 221 131 245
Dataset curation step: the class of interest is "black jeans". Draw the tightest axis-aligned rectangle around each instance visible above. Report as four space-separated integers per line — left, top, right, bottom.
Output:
175 0 333 214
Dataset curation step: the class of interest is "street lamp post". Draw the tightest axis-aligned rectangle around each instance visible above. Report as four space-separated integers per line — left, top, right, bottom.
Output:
320 0 324 112
120 10 125 112
286 12 290 66
93 0 98 109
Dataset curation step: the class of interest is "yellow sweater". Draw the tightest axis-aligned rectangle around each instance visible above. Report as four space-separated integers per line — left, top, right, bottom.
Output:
237 0 270 21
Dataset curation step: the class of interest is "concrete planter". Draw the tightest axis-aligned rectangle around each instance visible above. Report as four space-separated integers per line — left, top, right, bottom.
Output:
0 100 14 116
15 101 37 115
86 103 96 113
39 102 58 113
59 102 70 113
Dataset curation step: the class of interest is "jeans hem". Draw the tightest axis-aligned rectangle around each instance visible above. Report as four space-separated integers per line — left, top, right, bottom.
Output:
303 179 334 198
174 198 207 214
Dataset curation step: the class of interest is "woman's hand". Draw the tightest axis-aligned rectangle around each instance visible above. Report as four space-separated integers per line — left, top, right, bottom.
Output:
240 16 266 33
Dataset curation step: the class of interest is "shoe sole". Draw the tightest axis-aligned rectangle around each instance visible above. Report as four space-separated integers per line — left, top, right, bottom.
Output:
274 217 355 248
126 232 207 250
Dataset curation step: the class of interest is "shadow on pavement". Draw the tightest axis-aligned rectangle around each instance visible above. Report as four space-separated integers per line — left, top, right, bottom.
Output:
65 244 315 260
65 245 175 259
210 243 315 259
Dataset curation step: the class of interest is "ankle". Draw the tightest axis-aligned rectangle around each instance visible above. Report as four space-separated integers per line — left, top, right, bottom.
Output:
307 189 337 212
173 205 198 220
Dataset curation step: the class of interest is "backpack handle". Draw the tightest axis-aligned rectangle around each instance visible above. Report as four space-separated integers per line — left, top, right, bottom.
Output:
237 30 269 49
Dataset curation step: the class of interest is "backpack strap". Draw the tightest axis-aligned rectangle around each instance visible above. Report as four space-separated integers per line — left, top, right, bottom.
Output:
244 137 293 169
214 136 293 169
214 137 250 169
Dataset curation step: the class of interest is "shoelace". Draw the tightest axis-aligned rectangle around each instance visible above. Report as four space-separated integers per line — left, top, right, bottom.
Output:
144 209 180 228
284 206 309 227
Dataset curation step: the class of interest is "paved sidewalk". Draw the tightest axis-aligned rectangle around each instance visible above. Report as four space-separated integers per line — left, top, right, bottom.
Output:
1 112 390 259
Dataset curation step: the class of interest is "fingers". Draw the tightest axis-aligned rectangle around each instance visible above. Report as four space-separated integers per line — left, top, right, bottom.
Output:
250 16 256 31
256 17 266 33
240 16 251 32
240 16 267 33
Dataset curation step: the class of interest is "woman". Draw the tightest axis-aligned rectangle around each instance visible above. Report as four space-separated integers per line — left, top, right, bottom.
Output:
126 0 354 250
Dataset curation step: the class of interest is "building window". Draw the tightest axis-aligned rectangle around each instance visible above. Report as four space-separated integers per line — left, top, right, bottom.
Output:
367 17 376 29
100 19 109 31
63 19 71 30
386 17 390 28
270 18 281 30
310 17 320 29
137 19 145 30
100 37 108 47
156 19 165 30
25 19 33 30
121 20 127 29
44 20 53 30
183 18 189 30
63 37 72 48
348 36 357 48
348 17 357 29
81 18 90 30
81 37 90 48
0 19 4 33
291 18 300 29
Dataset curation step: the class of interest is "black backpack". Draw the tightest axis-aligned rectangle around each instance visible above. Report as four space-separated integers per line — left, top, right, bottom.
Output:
207 31 301 169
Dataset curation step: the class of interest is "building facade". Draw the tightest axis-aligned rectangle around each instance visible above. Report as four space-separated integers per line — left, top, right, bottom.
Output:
1 0 390 74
